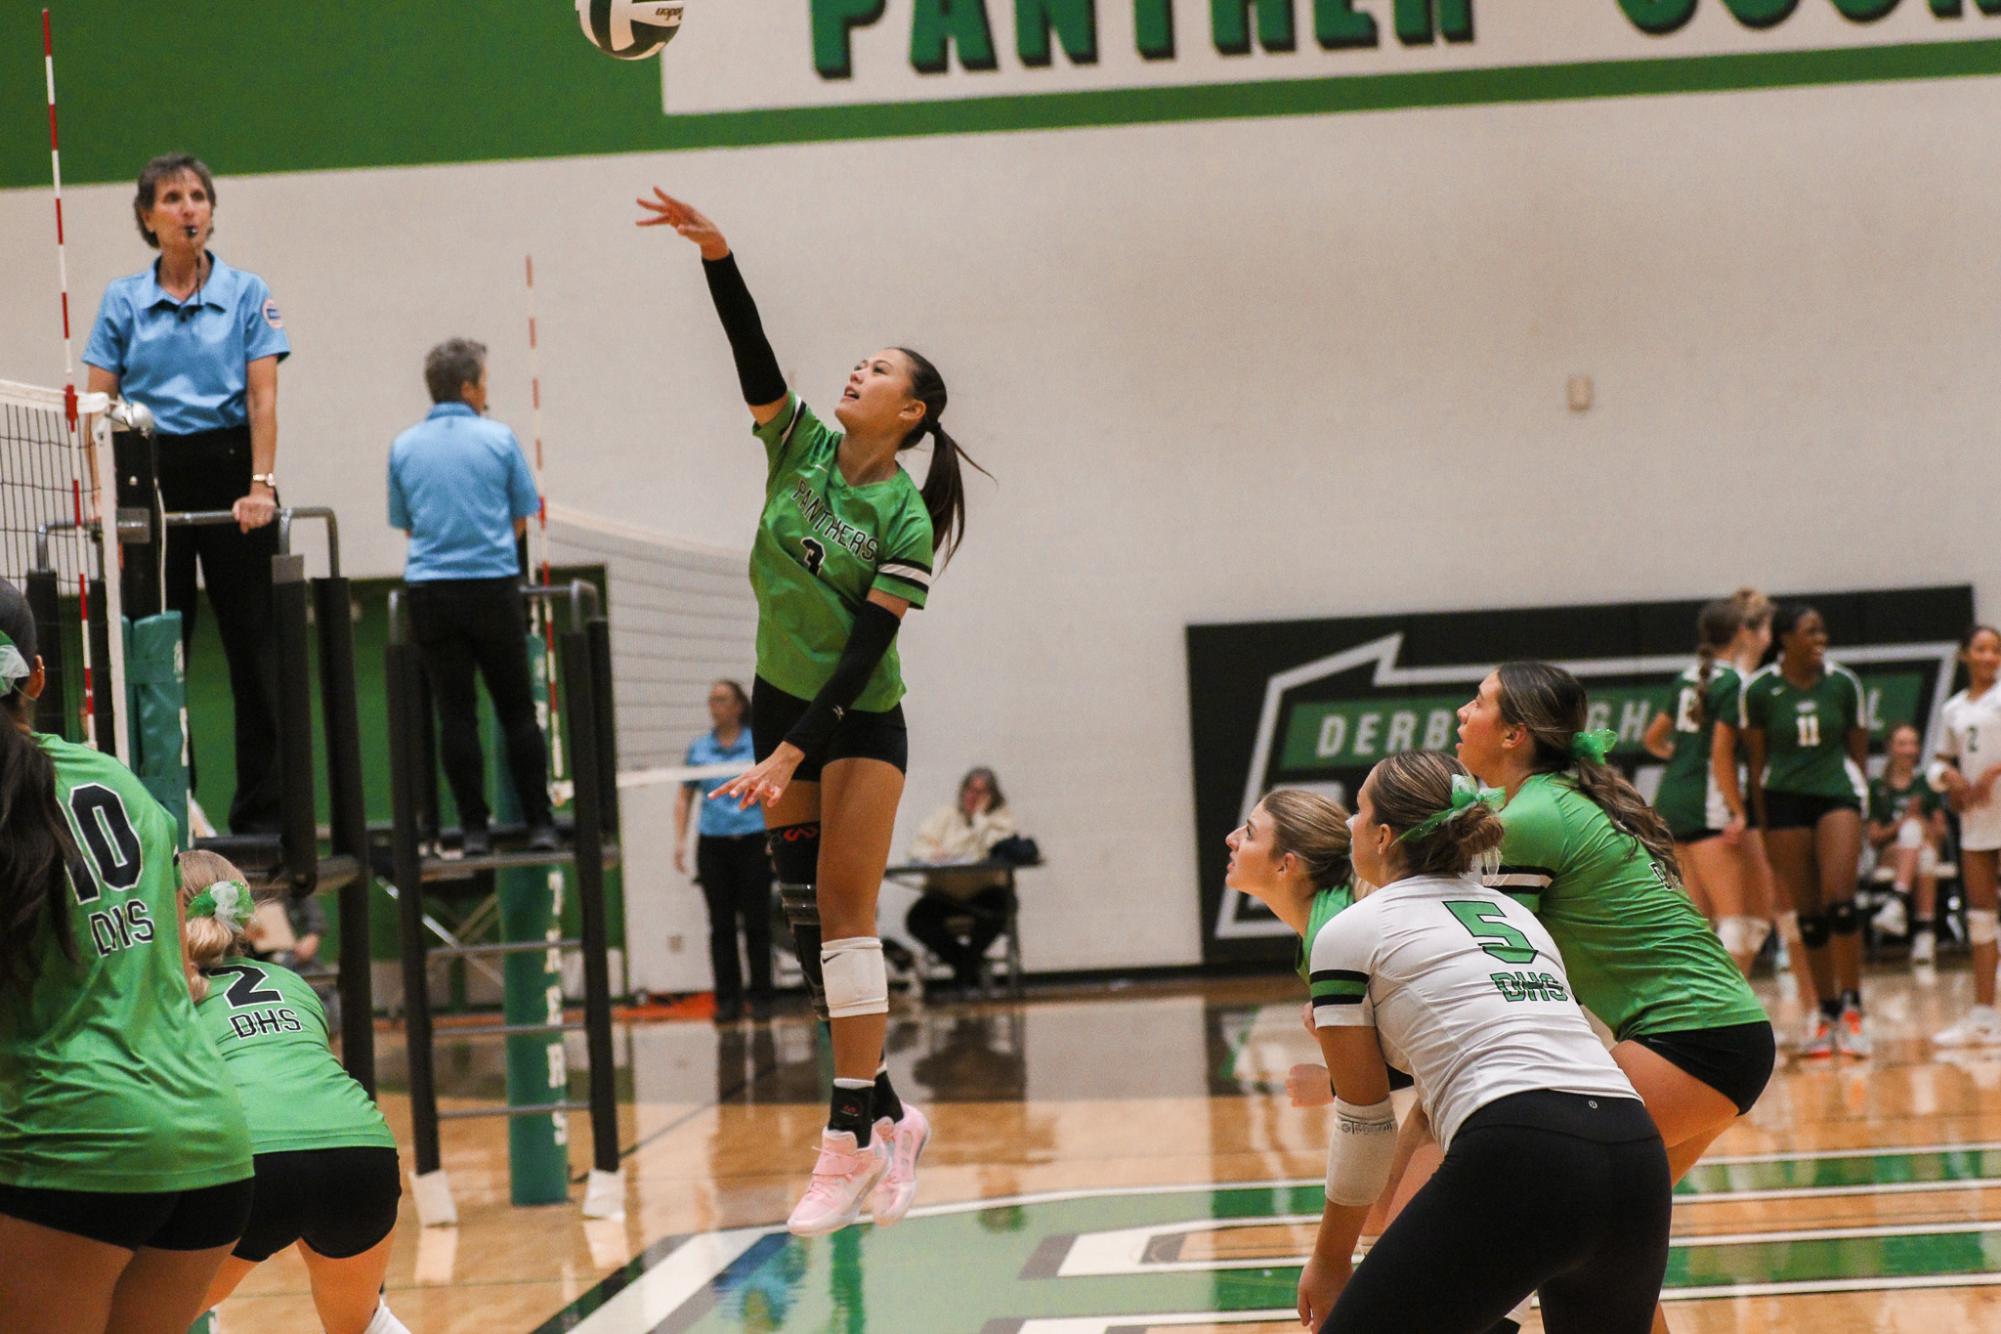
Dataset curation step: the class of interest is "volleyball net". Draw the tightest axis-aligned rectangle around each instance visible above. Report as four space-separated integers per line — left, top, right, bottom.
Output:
546 501 756 786
0 377 123 751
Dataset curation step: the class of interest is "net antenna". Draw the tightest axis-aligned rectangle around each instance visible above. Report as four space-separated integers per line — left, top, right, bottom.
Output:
42 8 126 758
524 255 564 781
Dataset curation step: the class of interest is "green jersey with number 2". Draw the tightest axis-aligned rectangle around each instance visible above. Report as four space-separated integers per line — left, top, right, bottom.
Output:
0 735 252 1192
748 395 935 711
198 956 396 1155
1740 663 1868 803
1489 772 1766 1041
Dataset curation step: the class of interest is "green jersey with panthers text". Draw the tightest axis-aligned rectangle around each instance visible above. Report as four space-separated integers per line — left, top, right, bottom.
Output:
1740 662 1868 803
0 735 252 1191
1654 661 1742 838
197 956 396 1155
749 395 934 711
1295 882 1356 990
1489 772 1767 1041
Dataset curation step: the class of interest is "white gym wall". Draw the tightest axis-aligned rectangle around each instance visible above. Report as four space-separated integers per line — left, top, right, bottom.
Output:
3 4 1997 979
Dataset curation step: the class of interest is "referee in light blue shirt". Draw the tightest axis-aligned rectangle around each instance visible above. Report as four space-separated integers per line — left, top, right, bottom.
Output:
388 338 554 857
84 152 290 833
674 680 771 1021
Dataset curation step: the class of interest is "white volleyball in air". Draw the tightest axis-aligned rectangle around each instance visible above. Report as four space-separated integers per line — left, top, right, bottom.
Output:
576 0 685 60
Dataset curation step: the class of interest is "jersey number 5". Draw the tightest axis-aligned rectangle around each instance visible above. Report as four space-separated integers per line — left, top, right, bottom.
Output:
801 537 826 575
1444 901 1539 966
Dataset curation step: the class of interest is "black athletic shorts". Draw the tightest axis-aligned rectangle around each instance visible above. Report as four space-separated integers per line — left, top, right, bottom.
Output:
1761 790 1861 831
234 1146 402 1262
753 676 908 782
1323 1090 1670 1334
1631 1019 1776 1117
1673 826 1724 846
0 1176 254 1252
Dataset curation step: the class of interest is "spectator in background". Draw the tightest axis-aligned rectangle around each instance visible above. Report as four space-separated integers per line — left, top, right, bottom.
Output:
675 680 772 1023
389 339 556 857
84 152 289 833
1869 722 1949 967
905 767 1016 997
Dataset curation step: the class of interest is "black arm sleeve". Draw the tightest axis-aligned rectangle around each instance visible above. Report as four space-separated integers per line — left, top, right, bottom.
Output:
702 253 787 407
783 601 901 761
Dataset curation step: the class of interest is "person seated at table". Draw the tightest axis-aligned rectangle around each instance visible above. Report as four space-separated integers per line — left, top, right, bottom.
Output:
904 767 1016 995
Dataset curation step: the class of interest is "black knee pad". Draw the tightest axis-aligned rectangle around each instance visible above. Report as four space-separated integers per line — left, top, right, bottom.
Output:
1797 913 1831 948
1828 900 1860 936
767 822 821 887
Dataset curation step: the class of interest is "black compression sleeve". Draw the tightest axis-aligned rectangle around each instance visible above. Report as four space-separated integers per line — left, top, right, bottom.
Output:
702 252 787 406
783 602 901 761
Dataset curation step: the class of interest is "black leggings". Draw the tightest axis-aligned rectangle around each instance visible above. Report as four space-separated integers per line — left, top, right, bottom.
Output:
407 577 552 830
1324 1091 1671 1334
697 832 774 1004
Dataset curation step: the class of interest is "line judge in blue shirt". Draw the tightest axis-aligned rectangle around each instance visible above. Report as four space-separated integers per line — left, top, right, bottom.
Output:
84 152 290 833
388 338 556 857
674 679 772 1021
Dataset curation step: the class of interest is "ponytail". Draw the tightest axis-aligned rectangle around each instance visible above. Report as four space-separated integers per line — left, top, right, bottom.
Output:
896 347 989 567
1691 598 1744 728
177 847 254 1005
1495 661 1683 885
0 608 81 995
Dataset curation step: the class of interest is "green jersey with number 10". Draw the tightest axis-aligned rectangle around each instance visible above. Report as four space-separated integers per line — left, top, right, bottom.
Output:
0 735 252 1192
748 395 935 712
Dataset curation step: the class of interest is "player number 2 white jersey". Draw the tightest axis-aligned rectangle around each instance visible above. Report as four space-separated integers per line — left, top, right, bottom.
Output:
1938 687 2001 850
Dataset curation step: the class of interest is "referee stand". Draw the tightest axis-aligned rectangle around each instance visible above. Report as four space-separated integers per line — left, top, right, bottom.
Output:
383 578 624 1224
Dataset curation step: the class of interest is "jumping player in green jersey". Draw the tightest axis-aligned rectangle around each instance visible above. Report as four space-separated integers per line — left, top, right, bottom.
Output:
1866 722 1948 968
637 188 986 1236
0 579 255 1334
1736 604 1871 1059
1642 599 1771 975
1457 663 1771 1334
176 850 408 1334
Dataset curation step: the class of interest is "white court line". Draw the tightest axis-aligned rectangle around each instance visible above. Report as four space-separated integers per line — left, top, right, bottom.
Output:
567 1227 765 1333
1057 1215 2001 1278
1009 1274 2001 1332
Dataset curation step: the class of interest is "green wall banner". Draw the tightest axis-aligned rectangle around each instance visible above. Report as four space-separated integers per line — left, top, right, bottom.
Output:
1186 583 1974 965
6 2 1999 188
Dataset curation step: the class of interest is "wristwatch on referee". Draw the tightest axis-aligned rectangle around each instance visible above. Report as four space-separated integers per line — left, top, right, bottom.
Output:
250 472 279 495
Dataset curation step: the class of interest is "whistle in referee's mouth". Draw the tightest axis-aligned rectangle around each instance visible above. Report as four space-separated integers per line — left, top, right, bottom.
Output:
184 225 199 238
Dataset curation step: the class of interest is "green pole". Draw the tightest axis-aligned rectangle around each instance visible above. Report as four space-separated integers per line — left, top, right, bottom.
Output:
494 632 568 1205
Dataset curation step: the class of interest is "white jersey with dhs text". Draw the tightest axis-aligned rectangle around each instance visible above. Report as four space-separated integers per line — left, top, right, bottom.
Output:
1310 872 1639 1149
1938 687 2001 851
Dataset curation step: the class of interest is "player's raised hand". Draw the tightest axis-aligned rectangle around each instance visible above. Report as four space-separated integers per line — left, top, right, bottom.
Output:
635 188 729 260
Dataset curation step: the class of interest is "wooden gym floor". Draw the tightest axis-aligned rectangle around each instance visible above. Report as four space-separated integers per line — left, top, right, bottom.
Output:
209 966 2001 1332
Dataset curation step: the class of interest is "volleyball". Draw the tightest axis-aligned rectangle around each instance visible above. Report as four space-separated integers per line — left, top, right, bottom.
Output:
576 0 685 60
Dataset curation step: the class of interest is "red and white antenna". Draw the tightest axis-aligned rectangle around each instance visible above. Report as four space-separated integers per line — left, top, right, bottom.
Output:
525 254 563 778
45 7 95 746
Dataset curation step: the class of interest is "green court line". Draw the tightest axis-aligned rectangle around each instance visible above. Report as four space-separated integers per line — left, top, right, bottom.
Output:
1676 1143 2001 1196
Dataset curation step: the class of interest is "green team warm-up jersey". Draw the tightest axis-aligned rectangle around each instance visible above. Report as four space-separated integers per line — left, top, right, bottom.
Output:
1294 883 1356 990
0 735 252 1192
1655 662 1743 838
197 956 395 1155
1740 662 1868 803
749 395 935 712
1869 771 1941 826
1488 772 1767 1041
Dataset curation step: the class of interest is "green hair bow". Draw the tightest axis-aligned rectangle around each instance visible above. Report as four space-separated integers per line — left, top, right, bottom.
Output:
1570 728 1620 764
187 879 253 931
1398 773 1506 843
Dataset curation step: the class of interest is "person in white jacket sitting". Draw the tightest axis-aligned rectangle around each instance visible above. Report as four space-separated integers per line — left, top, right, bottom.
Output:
905 767 1016 994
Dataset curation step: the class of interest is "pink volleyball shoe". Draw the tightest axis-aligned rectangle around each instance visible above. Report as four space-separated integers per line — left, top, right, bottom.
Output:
868 1102 932 1227
786 1130 890 1237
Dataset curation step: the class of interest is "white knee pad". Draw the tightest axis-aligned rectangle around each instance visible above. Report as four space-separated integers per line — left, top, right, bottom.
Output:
1969 910 1999 947
1325 1096 1398 1206
1719 915 1771 958
365 1300 412 1334
821 937 889 1018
